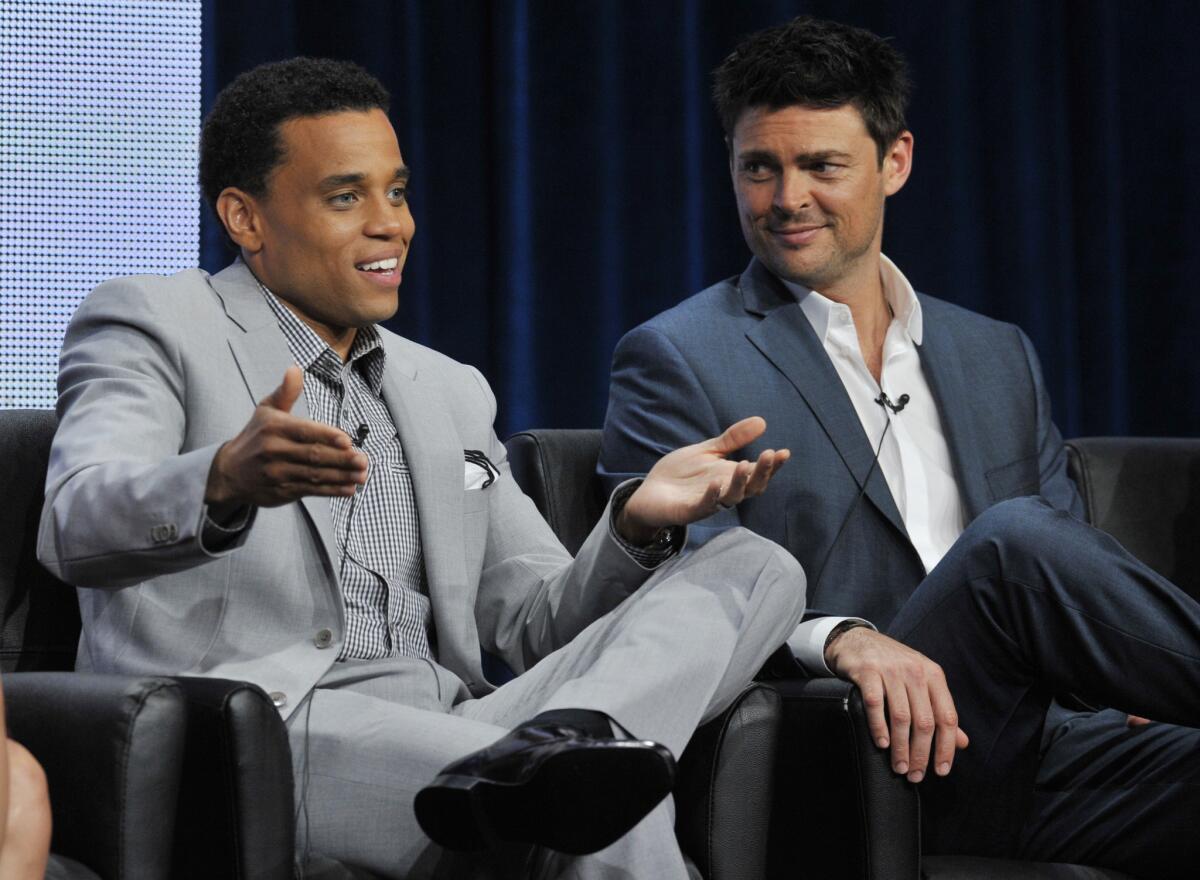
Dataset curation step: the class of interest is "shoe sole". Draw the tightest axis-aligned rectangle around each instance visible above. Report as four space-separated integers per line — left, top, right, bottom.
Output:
415 742 675 855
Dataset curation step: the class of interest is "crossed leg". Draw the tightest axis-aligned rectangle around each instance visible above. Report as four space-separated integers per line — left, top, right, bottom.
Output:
291 528 805 878
887 496 1200 869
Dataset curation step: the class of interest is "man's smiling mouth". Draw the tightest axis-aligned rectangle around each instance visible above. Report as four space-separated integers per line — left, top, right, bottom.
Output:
356 257 399 273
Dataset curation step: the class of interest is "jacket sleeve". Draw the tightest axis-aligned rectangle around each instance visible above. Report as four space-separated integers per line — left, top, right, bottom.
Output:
464 367 662 674
37 278 248 589
598 324 741 546
1018 329 1085 519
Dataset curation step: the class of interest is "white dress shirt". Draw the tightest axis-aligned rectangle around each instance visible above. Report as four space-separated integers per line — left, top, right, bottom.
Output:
784 255 968 673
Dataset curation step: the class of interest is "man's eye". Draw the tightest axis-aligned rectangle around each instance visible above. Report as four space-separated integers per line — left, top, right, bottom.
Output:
388 186 408 203
330 192 358 206
743 162 774 180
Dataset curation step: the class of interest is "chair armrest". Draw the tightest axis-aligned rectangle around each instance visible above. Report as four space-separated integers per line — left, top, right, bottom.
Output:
169 676 295 880
5 672 186 880
768 677 920 880
676 682 781 880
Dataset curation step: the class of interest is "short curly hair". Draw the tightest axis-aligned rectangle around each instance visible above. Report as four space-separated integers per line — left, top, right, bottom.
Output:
712 16 910 163
199 57 390 221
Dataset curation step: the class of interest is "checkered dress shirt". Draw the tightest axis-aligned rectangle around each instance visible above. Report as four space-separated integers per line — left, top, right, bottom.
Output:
259 286 434 661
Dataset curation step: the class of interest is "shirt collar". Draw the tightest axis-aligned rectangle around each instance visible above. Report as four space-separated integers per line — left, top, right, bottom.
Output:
257 283 386 393
782 254 923 346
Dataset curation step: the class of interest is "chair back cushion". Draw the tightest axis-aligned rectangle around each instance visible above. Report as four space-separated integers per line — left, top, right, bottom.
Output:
504 429 606 555
0 409 80 671
1067 437 1200 602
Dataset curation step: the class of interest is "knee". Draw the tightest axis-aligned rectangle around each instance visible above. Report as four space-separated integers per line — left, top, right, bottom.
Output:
715 528 807 624
958 496 1069 563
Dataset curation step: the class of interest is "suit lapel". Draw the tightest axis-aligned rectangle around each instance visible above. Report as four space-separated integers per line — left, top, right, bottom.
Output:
915 301 990 521
377 344 472 649
740 260 908 539
208 261 340 569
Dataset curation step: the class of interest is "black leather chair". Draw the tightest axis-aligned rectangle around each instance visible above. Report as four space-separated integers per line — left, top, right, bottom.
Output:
504 428 1175 880
0 410 294 879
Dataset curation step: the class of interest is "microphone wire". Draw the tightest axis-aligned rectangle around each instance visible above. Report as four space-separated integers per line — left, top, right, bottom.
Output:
806 397 899 600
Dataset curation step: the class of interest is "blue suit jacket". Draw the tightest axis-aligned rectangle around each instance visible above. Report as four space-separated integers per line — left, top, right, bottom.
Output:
599 258 1084 629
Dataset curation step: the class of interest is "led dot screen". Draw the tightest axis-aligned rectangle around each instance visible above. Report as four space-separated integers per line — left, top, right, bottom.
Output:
1 0 201 408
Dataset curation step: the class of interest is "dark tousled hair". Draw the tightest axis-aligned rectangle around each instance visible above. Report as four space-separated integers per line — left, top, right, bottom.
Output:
712 16 911 163
199 57 390 220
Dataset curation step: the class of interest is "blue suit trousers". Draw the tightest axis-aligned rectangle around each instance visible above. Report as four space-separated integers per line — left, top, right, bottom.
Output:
890 497 1200 877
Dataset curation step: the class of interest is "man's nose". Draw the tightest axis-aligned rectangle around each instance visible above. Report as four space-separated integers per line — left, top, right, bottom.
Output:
773 170 811 215
365 200 408 238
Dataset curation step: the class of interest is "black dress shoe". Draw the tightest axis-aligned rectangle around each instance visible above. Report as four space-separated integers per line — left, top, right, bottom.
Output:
414 722 676 855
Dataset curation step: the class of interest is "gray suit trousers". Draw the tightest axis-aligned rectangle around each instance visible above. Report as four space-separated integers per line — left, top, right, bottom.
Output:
288 529 805 879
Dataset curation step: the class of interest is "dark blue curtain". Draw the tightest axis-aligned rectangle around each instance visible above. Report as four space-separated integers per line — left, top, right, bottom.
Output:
201 0 1200 440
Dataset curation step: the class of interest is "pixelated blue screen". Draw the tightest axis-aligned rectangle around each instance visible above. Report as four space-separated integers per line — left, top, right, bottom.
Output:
0 0 201 408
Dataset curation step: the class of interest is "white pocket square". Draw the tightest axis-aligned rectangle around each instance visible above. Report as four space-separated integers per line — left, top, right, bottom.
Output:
463 450 499 490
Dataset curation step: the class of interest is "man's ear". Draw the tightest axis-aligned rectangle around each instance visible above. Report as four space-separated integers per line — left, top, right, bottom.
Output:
882 131 914 197
215 187 265 253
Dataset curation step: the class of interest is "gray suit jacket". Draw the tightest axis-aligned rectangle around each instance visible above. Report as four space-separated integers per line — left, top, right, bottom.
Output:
600 257 1084 630
39 260 652 717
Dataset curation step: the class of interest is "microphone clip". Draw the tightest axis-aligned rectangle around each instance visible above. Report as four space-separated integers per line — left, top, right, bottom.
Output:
874 391 910 414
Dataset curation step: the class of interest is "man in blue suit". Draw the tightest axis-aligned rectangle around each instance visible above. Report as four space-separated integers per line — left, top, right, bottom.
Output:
600 16 1200 876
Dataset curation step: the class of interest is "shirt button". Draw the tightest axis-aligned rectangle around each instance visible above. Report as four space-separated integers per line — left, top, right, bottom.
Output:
314 628 334 649
269 691 287 709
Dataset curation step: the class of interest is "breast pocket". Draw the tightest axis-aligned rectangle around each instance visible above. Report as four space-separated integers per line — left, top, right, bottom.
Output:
985 455 1040 503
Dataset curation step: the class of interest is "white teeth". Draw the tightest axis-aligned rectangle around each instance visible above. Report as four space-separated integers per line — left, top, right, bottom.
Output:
357 257 399 271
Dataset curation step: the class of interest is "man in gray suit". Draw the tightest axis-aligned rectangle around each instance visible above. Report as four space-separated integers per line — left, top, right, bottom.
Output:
600 16 1200 876
38 58 806 879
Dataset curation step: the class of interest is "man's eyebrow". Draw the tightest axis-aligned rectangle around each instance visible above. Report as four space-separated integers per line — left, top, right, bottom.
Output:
735 149 854 163
318 167 410 189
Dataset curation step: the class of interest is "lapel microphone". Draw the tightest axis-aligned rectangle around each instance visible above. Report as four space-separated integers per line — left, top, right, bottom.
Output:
875 391 910 414
353 423 369 447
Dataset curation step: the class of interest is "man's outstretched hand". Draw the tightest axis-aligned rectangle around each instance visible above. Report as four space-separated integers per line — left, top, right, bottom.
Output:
616 417 789 544
825 627 970 783
205 365 368 511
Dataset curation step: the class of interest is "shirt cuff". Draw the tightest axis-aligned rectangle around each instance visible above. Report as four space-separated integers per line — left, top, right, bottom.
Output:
786 616 876 677
200 503 256 554
607 481 683 570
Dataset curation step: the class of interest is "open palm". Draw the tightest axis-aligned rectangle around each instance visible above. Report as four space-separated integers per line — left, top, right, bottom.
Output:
618 417 790 541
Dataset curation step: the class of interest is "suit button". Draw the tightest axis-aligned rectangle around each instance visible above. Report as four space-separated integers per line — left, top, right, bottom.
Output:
150 524 178 544
269 691 287 709
314 628 333 649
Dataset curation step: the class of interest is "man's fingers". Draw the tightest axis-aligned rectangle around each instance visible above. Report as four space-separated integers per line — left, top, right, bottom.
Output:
275 413 355 449
706 416 767 455
857 676 891 749
717 459 754 507
264 435 366 471
929 684 960 778
268 462 368 488
884 675 912 774
741 450 776 497
904 682 936 782
261 365 304 413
